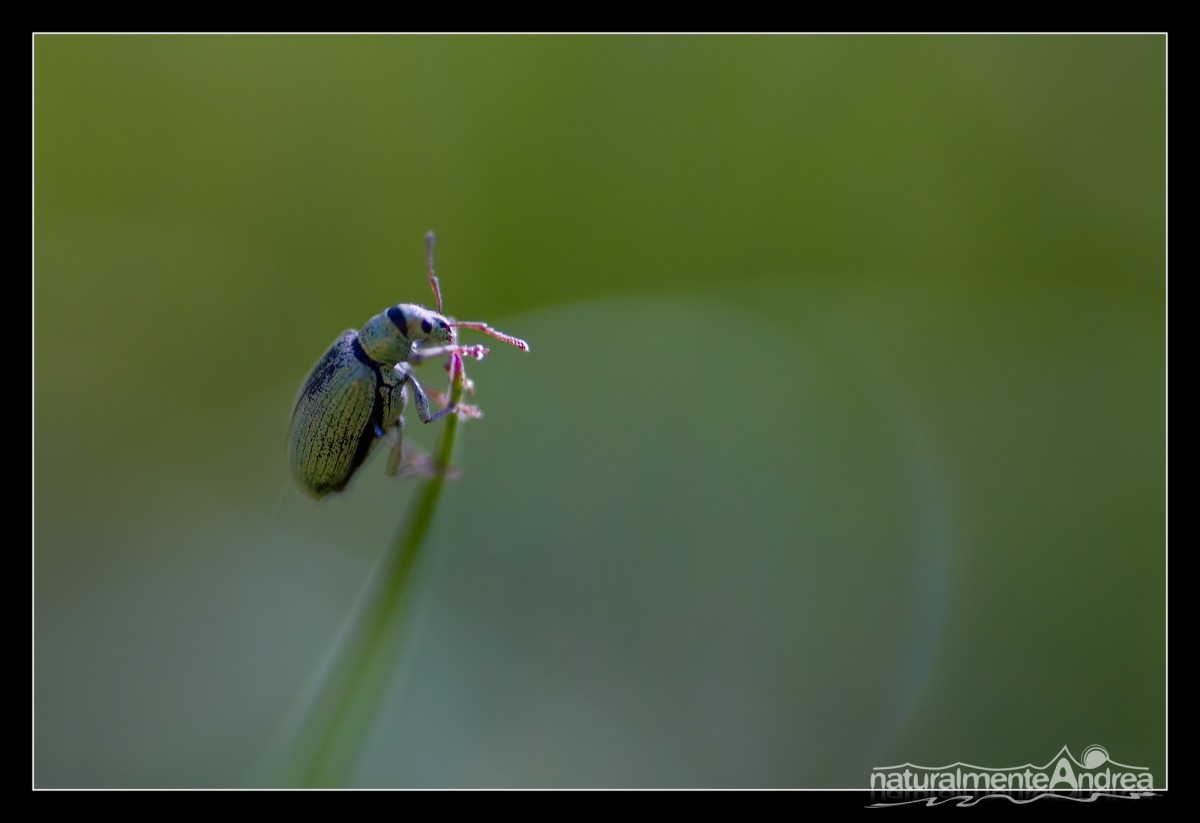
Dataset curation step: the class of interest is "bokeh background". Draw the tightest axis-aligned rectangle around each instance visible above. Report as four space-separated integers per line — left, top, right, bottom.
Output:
34 35 1165 788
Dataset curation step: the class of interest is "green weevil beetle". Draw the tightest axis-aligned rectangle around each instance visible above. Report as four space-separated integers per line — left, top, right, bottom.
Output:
287 232 529 498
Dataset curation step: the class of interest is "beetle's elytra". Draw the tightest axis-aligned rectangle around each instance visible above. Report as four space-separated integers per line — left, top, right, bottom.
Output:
287 233 528 498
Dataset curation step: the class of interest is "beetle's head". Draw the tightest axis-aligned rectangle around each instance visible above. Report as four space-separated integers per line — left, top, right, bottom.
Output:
358 304 453 365
408 306 456 347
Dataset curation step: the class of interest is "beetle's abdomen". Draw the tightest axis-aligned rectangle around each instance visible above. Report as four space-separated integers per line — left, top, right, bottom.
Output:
288 332 381 498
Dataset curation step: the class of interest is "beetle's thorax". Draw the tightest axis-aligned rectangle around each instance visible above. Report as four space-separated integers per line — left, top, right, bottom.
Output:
357 303 454 365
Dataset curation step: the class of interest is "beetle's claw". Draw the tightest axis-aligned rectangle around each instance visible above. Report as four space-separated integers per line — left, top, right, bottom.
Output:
454 402 483 420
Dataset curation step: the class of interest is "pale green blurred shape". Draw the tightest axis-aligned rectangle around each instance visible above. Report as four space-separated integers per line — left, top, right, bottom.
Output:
34 35 1163 787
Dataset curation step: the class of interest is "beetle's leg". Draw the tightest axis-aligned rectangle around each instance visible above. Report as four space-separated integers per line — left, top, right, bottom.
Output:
395 362 458 426
380 375 441 478
394 363 483 433
409 343 489 365
422 381 481 419
423 395 482 418
383 379 408 477
384 415 407 477
410 371 454 424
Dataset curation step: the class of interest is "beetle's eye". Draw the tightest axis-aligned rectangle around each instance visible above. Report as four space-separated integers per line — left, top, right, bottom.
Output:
421 318 433 334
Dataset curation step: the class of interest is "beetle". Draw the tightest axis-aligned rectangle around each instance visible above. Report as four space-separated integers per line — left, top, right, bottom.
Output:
287 232 529 498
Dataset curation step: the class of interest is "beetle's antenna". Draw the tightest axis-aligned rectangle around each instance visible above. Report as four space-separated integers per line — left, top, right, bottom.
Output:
450 320 530 352
425 230 443 314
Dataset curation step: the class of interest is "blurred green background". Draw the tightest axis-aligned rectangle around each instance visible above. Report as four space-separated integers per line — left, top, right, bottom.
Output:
34 35 1164 788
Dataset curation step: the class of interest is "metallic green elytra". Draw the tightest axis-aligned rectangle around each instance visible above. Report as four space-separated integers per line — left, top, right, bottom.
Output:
287 232 529 499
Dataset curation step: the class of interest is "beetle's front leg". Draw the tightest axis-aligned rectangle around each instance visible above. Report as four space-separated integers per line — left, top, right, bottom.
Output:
408 343 489 365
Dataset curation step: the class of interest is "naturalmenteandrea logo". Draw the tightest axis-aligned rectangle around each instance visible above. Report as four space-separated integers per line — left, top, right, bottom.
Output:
869 745 1154 805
